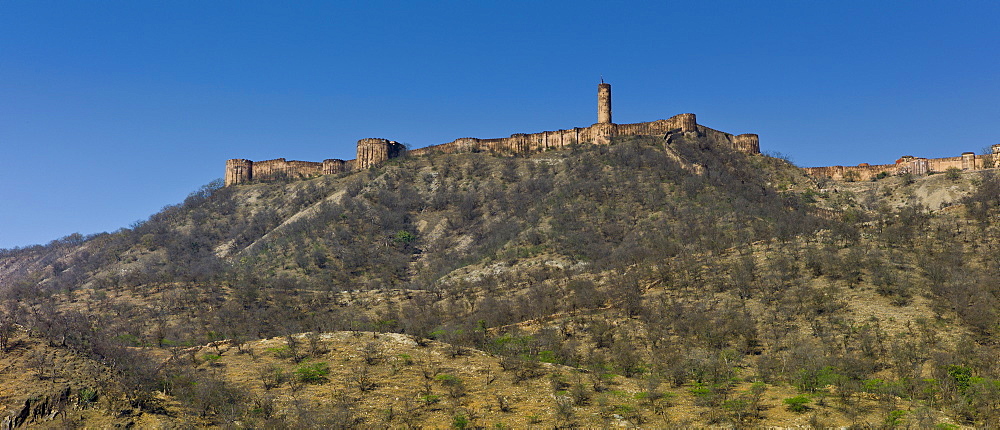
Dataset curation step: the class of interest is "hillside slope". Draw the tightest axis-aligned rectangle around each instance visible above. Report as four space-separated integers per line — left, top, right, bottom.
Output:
1 134 998 427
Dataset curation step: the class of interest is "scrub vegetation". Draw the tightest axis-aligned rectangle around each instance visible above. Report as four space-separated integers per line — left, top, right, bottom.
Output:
1 134 998 427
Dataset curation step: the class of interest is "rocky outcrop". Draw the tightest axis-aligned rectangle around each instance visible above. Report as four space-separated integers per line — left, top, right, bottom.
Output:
1 386 74 429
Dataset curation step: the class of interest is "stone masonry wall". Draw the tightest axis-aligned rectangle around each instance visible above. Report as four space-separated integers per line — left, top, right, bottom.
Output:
803 152 994 181
252 159 324 182
407 113 710 158
225 83 760 186
225 159 252 187
225 113 760 186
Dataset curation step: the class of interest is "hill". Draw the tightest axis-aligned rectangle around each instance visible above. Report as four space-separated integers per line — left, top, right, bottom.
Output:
1 133 998 428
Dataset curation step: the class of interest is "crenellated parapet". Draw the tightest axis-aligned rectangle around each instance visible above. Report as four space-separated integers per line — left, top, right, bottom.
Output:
224 83 761 186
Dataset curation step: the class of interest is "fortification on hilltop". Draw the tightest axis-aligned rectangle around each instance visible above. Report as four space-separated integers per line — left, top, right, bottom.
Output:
224 83 762 186
804 145 1000 181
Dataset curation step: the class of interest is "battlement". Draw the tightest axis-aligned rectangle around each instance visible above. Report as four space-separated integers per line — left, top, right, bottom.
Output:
803 146 1000 181
224 83 761 186
356 138 405 170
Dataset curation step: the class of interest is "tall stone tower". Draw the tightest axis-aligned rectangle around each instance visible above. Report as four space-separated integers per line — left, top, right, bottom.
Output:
597 83 612 124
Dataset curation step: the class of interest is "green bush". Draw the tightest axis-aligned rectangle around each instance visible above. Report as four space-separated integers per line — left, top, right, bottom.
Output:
783 395 811 413
77 388 98 407
266 345 292 359
294 362 330 384
947 365 973 392
452 413 469 429
884 410 906 427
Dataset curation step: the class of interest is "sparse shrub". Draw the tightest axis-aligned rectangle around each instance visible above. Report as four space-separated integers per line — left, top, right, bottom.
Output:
555 395 575 423
613 404 644 425
202 353 222 366
945 167 962 181
496 394 512 412
500 356 541 382
794 366 840 393
884 409 907 428
436 374 466 398
266 345 293 360
570 379 590 406
294 361 330 384
350 365 377 391
77 388 98 407
306 331 328 356
452 413 469 429
259 364 287 390
362 341 383 365
784 395 811 413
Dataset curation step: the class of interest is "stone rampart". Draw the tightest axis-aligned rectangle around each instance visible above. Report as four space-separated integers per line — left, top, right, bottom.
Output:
732 134 761 154
408 113 712 158
803 152 996 181
356 138 405 170
225 84 761 186
253 158 324 182
226 113 759 186
323 159 352 175
225 159 252 186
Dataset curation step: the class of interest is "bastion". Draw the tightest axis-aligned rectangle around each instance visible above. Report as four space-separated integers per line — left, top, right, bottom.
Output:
224 83 761 186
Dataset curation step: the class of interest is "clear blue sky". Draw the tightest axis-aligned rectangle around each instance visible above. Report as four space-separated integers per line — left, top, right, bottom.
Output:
2 1 998 249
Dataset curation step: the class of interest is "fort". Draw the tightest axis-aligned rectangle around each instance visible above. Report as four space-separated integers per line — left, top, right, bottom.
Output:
224 83 762 186
225 84 1000 186
802 148 1000 181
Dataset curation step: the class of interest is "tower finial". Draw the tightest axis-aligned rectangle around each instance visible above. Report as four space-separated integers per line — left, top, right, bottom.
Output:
600 74 604 84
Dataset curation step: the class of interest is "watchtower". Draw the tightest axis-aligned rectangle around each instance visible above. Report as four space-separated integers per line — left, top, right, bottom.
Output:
597 83 612 124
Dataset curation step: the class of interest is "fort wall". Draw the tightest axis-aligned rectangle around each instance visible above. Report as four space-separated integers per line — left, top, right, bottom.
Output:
803 152 997 181
323 159 352 175
357 138 405 170
404 113 733 159
224 84 761 186
224 159 252 187
225 113 758 186
252 158 325 182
